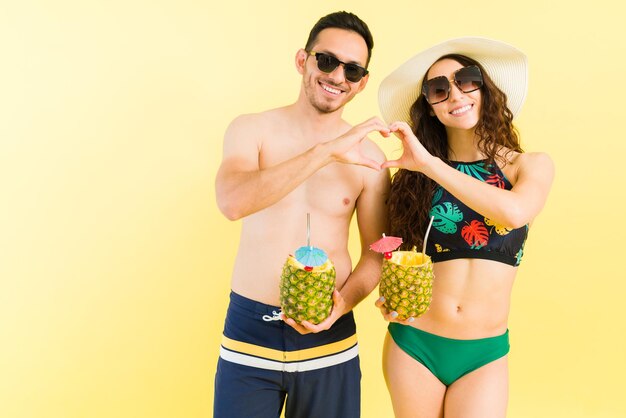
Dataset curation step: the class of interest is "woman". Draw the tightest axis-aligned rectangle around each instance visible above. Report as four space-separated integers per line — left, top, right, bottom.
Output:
375 37 554 417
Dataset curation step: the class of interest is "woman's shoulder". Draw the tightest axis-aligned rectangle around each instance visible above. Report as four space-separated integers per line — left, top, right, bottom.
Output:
513 151 554 171
496 149 553 184
496 148 552 167
513 152 555 191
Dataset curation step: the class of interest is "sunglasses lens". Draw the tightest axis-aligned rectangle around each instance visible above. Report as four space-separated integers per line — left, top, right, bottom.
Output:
423 76 450 104
455 66 483 93
315 53 340 73
313 53 367 83
343 64 366 82
423 66 484 104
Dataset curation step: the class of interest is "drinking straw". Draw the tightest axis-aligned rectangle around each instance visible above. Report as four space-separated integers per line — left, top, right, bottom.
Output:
422 216 435 256
306 212 311 247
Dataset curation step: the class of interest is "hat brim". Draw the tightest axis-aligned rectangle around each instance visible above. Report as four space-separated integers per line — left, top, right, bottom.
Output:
378 37 528 124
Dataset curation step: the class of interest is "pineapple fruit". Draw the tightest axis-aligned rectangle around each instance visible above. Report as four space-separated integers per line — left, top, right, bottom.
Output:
379 249 434 320
280 255 336 324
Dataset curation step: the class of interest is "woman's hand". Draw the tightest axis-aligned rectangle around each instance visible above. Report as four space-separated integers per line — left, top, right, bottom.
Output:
374 296 415 324
381 121 435 172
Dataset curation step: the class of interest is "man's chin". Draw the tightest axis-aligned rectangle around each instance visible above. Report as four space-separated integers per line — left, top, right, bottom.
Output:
311 100 345 114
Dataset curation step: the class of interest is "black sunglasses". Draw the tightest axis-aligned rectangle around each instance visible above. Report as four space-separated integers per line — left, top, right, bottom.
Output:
307 51 369 83
422 65 483 105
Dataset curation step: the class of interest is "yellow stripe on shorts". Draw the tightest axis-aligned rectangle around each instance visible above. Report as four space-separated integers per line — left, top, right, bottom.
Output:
221 334 358 362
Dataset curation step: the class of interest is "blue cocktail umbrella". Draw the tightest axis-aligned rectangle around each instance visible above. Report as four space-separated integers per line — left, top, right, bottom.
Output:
295 245 328 267
294 213 328 267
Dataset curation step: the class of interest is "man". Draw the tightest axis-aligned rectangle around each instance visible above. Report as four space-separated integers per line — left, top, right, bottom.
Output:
214 11 389 418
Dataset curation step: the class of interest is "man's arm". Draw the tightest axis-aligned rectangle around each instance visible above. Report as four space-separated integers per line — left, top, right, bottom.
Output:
215 114 390 220
337 161 390 312
287 150 390 333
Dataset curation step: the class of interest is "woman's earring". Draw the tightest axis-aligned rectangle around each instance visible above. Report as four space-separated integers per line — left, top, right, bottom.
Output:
429 110 435 117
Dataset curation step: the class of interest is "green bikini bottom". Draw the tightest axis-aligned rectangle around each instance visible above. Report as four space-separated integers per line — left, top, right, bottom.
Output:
388 323 510 386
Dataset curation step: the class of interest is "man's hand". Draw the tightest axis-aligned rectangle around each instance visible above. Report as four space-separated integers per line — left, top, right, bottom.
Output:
281 289 347 335
328 117 390 170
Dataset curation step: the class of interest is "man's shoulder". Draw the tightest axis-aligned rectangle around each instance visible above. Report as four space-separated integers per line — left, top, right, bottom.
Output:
223 106 293 149
229 106 289 129
361 135 386 159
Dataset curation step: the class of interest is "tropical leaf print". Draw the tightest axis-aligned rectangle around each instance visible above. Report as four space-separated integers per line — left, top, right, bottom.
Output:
430 202 463 234
432 187 443 205
435 244 449 253
486 173 505 189
484 217 512 236
461 220 489 248
456 162 491 181
515 248 523 266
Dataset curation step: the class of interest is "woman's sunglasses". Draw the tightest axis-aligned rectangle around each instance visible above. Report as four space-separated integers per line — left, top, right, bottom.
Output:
308 51 369 83
422 65 483 105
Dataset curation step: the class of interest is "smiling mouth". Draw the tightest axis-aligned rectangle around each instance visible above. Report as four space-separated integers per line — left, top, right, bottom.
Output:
450 104 473 115
320 82 343 96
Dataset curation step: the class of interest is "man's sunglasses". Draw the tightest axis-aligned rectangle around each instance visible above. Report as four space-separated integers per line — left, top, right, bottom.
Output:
421 65 483 105
307 51 369 83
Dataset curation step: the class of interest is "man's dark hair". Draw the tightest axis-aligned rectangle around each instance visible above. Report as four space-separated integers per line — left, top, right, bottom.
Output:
304 11 374 67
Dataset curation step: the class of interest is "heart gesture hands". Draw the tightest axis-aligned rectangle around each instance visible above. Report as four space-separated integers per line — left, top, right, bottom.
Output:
328 118 434 172
381 121 435 173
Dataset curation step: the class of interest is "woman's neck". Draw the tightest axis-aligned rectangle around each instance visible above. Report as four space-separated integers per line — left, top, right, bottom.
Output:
446 129 483 161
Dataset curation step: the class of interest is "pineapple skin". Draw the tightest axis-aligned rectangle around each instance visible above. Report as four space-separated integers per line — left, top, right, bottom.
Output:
279 257 336 324
379 256 433 320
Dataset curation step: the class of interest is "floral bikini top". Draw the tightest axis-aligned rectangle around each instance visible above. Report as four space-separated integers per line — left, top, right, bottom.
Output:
426 160 528 267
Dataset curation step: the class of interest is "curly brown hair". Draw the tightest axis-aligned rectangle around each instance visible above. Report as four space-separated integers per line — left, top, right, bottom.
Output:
388 54 523 250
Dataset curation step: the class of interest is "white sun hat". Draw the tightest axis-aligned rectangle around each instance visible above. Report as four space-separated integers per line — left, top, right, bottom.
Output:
378 37 528 124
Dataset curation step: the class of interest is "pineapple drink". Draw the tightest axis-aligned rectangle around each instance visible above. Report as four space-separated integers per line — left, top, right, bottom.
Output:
280 255 336 324
379 248 433 320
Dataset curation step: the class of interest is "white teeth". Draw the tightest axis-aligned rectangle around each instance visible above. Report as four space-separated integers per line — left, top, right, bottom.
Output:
451 104 472 115
322 84 341 95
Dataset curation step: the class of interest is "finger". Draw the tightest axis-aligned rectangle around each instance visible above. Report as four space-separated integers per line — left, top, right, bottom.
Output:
389 122 415 140
395 316 415 325
329 290 344 322
300 319 328 333
358 125 390 140
281 314 308 332
387 311 412 323
381 160 401 170
385 312 416 324
358 118 391 136
378 310 399 322
360 116 387 127
331 289 344 307
375 297 394 320
376 304 390 315
358 158 383 171
289 321 311 334
299 320 318 331
388 121 411 132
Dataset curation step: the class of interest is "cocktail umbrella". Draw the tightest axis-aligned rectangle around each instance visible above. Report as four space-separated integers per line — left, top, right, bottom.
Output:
295 246 328 268
294 213 328 269
369 233 403 259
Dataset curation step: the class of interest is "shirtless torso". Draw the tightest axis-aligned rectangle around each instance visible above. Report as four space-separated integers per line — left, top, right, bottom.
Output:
224 106 389 308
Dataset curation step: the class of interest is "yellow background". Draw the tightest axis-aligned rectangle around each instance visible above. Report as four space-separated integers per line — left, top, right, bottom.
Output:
1 1 625 417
